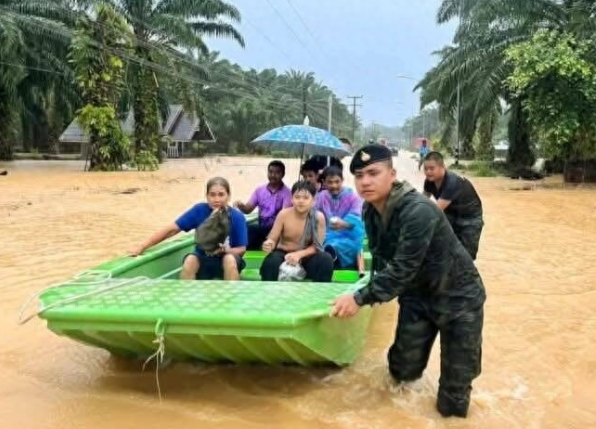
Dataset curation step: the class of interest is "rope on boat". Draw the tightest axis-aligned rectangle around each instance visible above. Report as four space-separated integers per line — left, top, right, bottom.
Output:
142 319 166 403
18 271 151 325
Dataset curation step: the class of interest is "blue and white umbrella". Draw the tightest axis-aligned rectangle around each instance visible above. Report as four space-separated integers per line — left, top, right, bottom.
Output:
251 118 351 158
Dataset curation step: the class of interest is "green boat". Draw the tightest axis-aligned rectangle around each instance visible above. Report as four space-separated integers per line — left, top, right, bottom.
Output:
34 222 373 366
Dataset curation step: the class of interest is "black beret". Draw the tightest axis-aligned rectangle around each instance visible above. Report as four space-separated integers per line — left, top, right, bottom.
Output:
350 144 392 173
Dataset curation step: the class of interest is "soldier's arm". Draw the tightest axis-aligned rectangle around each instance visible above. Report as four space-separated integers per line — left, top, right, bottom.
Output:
355 203 437 305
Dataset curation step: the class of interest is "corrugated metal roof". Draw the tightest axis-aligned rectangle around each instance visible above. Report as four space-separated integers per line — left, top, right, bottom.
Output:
58 119 88 143
60 105 216 144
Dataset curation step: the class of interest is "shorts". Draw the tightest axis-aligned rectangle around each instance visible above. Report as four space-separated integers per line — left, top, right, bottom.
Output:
183 252 246 280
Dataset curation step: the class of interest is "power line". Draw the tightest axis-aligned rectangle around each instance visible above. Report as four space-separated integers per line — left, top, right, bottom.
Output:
1 8 356 126
264 0 317 62
284 0 320 47
3 5 355 116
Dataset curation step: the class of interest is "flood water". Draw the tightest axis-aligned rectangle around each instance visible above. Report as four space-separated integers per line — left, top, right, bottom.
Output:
1 154 595 428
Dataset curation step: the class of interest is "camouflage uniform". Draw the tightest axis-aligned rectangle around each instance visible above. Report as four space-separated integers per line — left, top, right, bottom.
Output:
354 181 486 417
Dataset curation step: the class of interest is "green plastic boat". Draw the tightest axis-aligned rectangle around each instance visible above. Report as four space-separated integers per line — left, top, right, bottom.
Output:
36 227 373 366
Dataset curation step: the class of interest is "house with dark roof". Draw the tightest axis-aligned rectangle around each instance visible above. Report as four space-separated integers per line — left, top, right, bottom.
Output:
59 104 216 158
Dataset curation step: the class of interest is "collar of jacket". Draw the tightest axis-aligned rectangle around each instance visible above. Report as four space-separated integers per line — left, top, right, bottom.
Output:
364 180 416 227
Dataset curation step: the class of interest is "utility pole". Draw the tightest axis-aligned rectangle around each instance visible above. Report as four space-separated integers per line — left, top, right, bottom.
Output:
302 87 308 121
327 94 333 132
347 95 363 143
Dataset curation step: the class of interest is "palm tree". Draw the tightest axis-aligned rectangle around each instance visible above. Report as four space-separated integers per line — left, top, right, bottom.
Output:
70 3 132 170
109 0 244 168
418 0 596 166
0 0 76 159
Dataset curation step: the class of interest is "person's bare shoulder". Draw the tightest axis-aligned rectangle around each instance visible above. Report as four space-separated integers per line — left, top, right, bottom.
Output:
316 211 325 222
278 207 292 218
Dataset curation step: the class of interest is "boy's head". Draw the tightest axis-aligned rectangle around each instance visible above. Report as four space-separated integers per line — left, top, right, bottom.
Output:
350 144 396 205
322 165 344 196
423 151 446 183
300 159 320 186
267 160 285 186
291 180 316 214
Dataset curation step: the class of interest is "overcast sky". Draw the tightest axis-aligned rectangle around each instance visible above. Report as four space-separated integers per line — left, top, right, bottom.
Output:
207 0 457 127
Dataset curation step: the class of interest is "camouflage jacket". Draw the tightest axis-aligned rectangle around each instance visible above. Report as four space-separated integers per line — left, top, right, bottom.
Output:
355 182 486 317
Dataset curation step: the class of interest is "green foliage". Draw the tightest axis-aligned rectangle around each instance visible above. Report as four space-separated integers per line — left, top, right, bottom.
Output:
0 0 77 159
197 55 355 152
270 150 295 159
116 0 243 168
70 3 131 171
467 161 498 177
474 107 498 161
449 161 499 177
506 30 596 162
132 150 159 171
77 105 130 170
190 142 207 157
131 62 160 169
421 0 596 166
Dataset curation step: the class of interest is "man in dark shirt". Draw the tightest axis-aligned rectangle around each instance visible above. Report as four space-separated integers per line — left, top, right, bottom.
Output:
423 152 484 260
331 144 486 418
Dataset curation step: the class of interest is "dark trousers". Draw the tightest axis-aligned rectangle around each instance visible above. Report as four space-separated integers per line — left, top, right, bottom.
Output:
387 299 483 418
450 217 484 260
247 223 272 250
260 249 334 282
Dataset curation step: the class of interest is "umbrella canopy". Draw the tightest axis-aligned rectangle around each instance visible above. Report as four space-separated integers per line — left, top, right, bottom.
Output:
251 123 350 158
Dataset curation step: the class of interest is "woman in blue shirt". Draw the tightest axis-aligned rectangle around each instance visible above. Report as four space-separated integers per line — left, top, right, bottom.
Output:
129 177 248 280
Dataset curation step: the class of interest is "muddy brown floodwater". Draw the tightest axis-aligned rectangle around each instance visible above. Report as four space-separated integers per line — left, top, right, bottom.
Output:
1 155 595 429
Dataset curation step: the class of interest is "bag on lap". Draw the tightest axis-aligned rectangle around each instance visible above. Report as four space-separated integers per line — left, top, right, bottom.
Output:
195 207 231 254
278 261 306 281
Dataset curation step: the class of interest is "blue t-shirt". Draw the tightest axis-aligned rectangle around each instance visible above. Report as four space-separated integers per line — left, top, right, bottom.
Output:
175 203 248 255
420 146 430 157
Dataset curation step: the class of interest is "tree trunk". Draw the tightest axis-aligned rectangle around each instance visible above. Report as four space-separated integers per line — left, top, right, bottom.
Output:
461 137 476 160
0 97 15 160
507 99 535 167
88 133 101 171
132 45 159 170
0 137 13 160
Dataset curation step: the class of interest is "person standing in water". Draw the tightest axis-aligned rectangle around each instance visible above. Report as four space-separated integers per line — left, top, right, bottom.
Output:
129 177 247 280
331 145 486 418
418 138 430 170
260 181 333 282
422 151 484 260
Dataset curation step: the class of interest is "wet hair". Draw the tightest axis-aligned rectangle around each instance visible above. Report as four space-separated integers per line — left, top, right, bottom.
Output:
322 165 343 181
291 180 316 197
424 151 445 166
206 176 231 195
268 160 285 176
300 158 319 175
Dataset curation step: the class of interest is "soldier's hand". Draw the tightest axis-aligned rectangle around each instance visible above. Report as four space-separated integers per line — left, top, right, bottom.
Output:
330 294 360 318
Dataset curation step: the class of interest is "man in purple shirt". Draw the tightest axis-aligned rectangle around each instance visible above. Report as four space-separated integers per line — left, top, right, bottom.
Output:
234 160 292 249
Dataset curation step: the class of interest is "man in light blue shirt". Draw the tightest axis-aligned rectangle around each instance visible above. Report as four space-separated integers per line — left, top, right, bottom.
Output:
418 139 430 170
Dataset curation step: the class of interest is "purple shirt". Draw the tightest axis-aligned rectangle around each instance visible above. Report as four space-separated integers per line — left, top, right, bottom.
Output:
248 183 292 228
